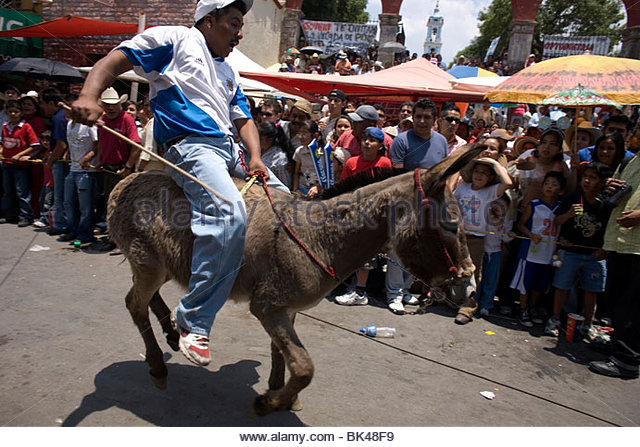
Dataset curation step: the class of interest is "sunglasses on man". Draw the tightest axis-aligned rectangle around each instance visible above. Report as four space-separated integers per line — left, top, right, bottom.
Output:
260 111 273 117
443 116 460 124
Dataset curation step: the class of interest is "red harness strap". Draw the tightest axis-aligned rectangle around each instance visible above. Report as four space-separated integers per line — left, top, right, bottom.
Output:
238 150 338 281
414 169 459 277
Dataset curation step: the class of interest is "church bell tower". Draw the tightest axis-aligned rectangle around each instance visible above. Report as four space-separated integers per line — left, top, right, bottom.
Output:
424 0 444 56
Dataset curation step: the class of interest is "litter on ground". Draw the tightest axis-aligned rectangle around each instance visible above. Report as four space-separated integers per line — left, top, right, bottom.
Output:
29 244 50 252
480 391 495 400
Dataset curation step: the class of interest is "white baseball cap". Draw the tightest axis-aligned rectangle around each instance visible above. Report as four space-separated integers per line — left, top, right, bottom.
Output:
194 0 253 23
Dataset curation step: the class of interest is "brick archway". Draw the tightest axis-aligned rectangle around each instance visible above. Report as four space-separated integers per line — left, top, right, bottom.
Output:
509 0 640 62
284 0 303 9
507 0 543 71
381 0 402 15
621 0 640 58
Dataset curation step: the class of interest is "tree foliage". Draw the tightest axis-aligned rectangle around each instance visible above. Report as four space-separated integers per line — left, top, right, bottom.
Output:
458 0 625 61
457 0 511 61
301 0 369 24
533 0 625 54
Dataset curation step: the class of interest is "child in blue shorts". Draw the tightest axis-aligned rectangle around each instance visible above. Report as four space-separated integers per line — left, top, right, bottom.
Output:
544 162 613 338
511 171 565 327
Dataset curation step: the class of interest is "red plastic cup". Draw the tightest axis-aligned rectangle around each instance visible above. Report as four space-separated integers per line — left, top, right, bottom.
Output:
565 313 585 342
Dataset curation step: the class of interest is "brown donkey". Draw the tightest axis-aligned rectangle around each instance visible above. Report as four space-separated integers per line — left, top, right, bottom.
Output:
107 144 480 416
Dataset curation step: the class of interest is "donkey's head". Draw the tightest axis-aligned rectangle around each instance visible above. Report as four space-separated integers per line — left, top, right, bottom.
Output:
393 143 482 297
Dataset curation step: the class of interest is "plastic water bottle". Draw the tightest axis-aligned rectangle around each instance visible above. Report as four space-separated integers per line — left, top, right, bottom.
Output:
73 240 82 252
359 326 396 338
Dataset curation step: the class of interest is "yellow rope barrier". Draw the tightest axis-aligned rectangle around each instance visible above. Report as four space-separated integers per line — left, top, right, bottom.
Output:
0 156 120 176
467 228 603 252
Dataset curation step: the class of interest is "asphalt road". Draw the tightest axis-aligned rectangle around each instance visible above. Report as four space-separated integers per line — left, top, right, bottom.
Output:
0 223 638 428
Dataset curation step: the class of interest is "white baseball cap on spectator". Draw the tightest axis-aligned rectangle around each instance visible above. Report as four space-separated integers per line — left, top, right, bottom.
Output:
194 0 253 23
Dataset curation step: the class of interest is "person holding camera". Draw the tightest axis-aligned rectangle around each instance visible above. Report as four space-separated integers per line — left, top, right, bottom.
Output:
544 162 613 338
588 153 640 379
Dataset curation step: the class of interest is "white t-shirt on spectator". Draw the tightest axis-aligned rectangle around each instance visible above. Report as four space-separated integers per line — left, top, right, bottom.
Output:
293 145 319 189
67 121 98 172
454 182 501 236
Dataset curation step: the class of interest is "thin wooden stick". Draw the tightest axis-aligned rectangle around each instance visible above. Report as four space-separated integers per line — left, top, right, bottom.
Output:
60 103 231 204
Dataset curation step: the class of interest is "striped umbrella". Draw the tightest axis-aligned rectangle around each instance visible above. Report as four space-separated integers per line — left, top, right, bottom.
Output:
447 65 498 79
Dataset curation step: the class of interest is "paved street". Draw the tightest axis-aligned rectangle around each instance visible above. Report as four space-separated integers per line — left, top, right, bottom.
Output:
0 223 638 427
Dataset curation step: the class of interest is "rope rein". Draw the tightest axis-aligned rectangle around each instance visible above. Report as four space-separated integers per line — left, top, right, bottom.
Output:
414 169 459 277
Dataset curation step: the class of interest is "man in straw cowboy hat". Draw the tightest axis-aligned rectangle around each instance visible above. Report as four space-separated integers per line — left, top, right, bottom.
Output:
71 0 288 366
87 87 142 251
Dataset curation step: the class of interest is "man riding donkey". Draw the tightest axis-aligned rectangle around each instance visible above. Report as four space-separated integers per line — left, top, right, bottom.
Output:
71 0 289 366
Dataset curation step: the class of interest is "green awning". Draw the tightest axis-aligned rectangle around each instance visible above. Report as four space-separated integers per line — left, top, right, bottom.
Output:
0 8 42 58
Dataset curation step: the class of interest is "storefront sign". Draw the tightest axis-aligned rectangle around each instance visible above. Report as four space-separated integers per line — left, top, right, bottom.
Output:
301 20 377 54
542 35 610 59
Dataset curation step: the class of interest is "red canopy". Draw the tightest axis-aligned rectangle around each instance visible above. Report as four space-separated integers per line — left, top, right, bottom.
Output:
241 58 486 103
0 15 143 37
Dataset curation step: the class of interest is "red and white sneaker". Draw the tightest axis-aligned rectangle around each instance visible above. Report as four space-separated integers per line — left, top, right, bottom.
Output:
178 329 211 366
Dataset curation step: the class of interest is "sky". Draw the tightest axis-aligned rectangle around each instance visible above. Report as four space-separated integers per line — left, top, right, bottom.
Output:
365 0 493 65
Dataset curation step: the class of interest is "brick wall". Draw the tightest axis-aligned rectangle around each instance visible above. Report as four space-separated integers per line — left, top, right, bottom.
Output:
42 0 196 66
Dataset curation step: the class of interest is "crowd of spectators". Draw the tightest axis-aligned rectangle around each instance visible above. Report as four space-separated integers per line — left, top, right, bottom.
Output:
0 83 148 252
277 46 455 76
276 46 521 77
1 66 638 379
247 87 639 379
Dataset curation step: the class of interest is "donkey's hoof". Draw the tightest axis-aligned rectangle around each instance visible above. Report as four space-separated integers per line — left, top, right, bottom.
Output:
454 313 472 325
250 394 277 417
250 395 271 417
149 371 167 390
288 396 303 412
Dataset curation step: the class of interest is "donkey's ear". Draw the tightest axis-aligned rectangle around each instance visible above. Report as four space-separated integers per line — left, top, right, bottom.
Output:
439 143 484 178
421 143 483 191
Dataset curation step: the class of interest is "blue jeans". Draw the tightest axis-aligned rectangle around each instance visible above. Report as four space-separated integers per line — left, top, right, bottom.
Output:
552 249 607 293
1 164 33 220
164 135 289 336
63 171 96 242
52 161 69 230
385 250 413 301
477 251 502 310
39 185 53 223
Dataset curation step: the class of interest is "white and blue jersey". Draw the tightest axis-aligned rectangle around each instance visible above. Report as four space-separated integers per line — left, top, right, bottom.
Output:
117 26 251 147
518 199 560 264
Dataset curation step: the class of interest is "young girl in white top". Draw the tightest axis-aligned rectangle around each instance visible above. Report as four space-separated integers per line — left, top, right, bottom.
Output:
515 128 575 211
454 157 513 320
292 120 323 197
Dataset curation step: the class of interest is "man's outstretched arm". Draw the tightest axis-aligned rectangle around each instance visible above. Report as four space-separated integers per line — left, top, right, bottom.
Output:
72 50 133 125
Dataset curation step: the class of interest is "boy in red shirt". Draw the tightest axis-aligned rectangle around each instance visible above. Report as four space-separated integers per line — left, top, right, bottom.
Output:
0 100 41 226
339 127 392 181
334 127 392 306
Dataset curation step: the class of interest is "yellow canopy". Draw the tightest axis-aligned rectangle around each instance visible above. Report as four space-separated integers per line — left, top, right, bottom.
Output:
487 54 640 105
